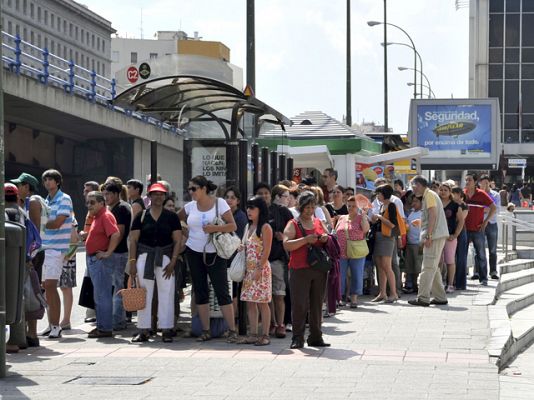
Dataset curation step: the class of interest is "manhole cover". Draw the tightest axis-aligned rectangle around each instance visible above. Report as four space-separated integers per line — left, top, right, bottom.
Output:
65 376 152 385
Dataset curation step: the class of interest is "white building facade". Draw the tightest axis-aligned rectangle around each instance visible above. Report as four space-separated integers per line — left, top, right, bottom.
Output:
2 0 115 77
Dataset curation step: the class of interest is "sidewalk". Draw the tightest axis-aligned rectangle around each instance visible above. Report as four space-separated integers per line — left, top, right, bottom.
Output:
3 254 502 399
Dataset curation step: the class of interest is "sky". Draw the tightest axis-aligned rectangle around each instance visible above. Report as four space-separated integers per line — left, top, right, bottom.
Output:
86 0 470 134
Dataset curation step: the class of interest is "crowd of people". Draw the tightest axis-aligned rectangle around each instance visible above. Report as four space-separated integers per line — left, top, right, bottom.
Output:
4 167 509 352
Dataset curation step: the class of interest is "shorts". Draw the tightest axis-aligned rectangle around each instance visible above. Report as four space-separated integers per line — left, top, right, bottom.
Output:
442 238 457 265
42 249 64 281
59 257 77 289
270 259 286 296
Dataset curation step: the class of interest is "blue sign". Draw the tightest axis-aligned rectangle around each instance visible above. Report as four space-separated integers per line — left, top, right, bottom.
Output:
416 104 492 159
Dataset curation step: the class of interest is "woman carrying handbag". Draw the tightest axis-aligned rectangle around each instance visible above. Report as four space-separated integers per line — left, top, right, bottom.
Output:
335 196 370 309
178 175 238 343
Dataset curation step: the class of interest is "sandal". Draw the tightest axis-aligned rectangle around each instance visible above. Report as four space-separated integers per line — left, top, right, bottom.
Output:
226 330 238 343
196 330 211 342
254 335 271 346
236 335 258 345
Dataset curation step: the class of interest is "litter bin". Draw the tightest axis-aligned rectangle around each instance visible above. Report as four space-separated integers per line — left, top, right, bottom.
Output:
5 221 26 325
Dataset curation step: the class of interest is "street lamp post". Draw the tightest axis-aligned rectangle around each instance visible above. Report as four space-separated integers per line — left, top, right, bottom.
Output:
407 82 435 99
368 20 418 99
383 42 423 99
400 66 434 99
346 0 352 126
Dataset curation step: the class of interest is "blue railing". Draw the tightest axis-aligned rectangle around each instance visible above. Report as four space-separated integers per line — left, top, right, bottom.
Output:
1 31 179 134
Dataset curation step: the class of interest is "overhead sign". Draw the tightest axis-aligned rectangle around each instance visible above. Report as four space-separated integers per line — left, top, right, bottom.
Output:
139 63 151 79
508 158 527 168
409 98 501 169
127 66 139 84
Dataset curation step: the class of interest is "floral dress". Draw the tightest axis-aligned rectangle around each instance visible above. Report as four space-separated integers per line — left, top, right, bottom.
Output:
240 229 272 303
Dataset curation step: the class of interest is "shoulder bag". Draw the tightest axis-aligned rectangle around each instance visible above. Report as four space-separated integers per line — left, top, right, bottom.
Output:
118 276 147 312
205 199 241 263
344 217 369 259
229 224 248 282
297 220 331 273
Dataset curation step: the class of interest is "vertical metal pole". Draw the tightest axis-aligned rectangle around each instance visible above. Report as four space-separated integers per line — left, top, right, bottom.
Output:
226 141 239 189
251 143 259 189
346 0 352 126
287 157 294 182
413 51 417 98
246 0 255 93
261 147 269 184
238 139 249 203
278 154 287 182
150 140 158 185
383 0 388 133
0 2 7 378
270 151 278 188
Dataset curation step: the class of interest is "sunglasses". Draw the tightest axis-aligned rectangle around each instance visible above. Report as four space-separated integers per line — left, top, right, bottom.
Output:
86 200 97 206
188 186 199 192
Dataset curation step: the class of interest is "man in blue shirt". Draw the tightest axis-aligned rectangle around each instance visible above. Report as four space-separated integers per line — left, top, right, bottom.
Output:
40 169 73 339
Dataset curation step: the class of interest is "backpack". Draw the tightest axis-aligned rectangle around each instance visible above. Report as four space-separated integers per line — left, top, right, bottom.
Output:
24 198 43 260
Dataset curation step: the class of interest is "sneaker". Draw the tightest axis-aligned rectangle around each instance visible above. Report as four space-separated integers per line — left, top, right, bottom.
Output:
38 326 51 337
491 273 499 280
48 325 62 339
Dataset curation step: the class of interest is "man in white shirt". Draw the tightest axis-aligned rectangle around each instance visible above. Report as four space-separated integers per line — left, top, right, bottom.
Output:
479 175 500 280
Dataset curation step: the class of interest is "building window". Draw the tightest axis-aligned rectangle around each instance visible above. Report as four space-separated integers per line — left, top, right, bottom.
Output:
30 30 34 43
7 21 12 34
81 54 84 65
86 32 89 44
8 0 12 8
23 27 27 40
102 64 105 76
18 0 21 13
37 6 41 22
37 33 41 47
112 51 119 62
51 13 54 28
57 16 60 31
44 10 47 25
97 61 100 74
102 41 105 52
44 37 48 49
69 49 73 61
30 3 34 18
50 40 54 53
81 29 84 43
489 14 503 47
63 46 66 59
63 20 66 33
75 51 78 65
91 59 95 71
91 34 95 48
149 52 158 59
69 23 73 37
130 52 138 63
97 37 100 51
15 24 19 35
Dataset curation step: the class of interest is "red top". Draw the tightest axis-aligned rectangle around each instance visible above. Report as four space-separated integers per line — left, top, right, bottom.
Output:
288 218 326 270
85 207 119 255
335 214 365 259
464 188 493 232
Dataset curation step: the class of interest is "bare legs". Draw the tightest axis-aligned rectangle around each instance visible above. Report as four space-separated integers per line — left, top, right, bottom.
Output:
60 287 73 327
374 256 398 300
43 279 60 326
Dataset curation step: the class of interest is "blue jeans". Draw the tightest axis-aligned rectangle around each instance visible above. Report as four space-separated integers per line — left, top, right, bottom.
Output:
87 255 114 332
484 223 498 274
339 257 365 296
467 230 488 282
110 252 128 329
455 229 468 289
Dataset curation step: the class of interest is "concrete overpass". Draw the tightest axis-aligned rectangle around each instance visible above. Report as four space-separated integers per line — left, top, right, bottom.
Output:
3 69 183 215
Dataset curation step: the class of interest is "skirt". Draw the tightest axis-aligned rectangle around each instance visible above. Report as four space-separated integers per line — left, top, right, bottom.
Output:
373 232 395 257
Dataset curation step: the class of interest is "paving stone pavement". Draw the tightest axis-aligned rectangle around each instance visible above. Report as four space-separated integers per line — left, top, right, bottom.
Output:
1 251 526 399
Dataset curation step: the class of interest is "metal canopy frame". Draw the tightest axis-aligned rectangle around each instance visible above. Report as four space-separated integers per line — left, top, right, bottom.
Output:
112 75 290 140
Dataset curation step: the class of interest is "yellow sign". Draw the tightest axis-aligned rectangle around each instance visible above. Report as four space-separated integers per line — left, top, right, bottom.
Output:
243 84 255 97
393 159 417 174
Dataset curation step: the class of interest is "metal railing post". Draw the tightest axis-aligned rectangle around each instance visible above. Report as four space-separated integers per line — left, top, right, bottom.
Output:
64 60 74 93
512 223 517 251
90 70 96 102
13 33 21 74
40 47 49 84
111 78 116 100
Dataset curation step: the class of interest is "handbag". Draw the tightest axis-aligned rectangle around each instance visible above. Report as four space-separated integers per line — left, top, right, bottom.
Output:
78 275 95 309
344 219 369 259
297 220 332 273
118 276 147 312
228 224 248 282
207 198 241 262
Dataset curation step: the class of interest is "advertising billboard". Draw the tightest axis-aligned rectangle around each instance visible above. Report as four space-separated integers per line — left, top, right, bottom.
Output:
409 99 500 169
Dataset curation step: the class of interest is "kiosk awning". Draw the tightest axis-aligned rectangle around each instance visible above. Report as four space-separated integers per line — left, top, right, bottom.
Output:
276 145 333 170
355 147 429 164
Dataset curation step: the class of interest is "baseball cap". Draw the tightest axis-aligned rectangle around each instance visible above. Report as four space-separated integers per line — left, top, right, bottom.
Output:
4 183 19 196
11 173 39 190
147 183 168 194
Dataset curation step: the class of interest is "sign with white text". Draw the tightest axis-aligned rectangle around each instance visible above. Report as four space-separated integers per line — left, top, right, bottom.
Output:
191 147 226 186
